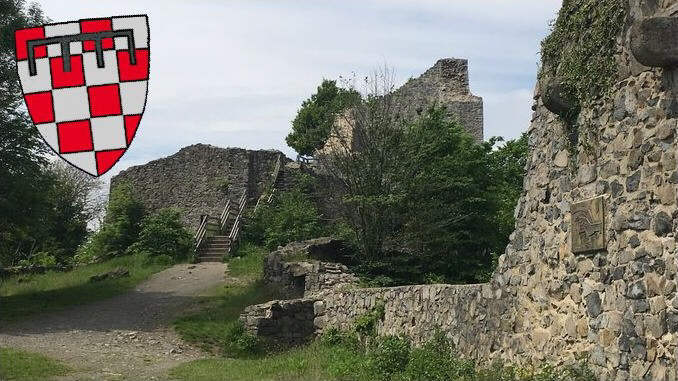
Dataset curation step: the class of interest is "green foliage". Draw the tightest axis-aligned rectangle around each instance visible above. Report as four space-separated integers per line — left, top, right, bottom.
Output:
402 332 472 381
171 330 597 381
246 190 325 250
77 183 144 262
127 208 193 261
286 79 361 156
397 108 499 282
0 347 71 381
367 335 411 378
354 301 385 337
540 0 626 108
487 134 528 254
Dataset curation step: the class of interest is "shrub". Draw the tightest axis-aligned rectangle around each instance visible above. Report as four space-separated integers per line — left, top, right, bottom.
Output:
367 335 411 379
354 301 385 338
76 183 144 262
127 208 193 261
402 332 475 381
247 190 325 250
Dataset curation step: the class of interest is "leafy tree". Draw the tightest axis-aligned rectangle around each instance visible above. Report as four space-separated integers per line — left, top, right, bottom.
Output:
397 108 499 282
487 133 528 254
317 71 405 260
0 1 54 266
41 162 104 262
286 79 360 156
313 68 528 283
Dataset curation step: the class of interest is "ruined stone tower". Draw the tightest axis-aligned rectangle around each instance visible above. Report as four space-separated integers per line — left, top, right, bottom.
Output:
393 58 484 141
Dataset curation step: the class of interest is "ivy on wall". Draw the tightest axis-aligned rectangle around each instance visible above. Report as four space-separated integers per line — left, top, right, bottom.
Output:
540 0 627 109
539 0 627 158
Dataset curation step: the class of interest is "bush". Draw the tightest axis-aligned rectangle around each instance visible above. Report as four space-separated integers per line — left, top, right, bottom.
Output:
402 332 475 381
76 183 144 262
246 190 325 250
367 336 411 379
127 208 193 261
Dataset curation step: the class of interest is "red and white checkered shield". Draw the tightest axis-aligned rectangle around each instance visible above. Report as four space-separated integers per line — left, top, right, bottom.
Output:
15 15 150 176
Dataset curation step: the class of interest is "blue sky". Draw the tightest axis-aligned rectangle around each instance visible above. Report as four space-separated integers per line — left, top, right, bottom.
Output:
38 0 561 182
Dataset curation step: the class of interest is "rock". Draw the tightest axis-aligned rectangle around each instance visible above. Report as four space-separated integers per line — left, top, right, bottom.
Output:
630 17 678 68
585 291 602 318
541 79 579 117
627 280 647 299
653 212 672 236
554 150 569 167
626 170 641 192
89 267 130 282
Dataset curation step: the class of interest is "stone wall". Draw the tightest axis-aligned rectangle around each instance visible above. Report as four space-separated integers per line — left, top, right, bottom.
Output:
262 238 359 299
110 144 288 230
484 2 678 379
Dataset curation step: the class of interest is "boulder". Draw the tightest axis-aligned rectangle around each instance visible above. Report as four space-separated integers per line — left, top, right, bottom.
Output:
630 17 678 68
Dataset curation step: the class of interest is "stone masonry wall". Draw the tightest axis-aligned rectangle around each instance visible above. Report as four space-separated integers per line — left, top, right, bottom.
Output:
111 144 288 231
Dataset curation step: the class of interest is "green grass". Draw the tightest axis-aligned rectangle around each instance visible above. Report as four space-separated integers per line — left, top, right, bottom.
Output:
0 347 72 380
170 340 361 381
170 333 597 381
174 243 282 356
0 253 170 321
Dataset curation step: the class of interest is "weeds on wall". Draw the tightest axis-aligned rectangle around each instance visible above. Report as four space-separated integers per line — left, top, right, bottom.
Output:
540 0 626 158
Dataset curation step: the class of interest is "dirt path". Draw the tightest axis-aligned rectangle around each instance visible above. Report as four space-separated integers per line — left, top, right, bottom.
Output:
0 263 228 381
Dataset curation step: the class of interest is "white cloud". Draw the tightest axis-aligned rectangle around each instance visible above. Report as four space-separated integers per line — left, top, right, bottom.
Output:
37 0 560 171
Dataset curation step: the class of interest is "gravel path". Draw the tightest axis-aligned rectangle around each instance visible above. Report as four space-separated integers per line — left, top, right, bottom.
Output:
0 263 228 380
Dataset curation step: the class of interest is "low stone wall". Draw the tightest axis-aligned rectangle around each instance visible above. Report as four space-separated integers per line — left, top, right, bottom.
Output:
262 238 359 298
241 299 317 345
316 283 509 356
243 238 508 359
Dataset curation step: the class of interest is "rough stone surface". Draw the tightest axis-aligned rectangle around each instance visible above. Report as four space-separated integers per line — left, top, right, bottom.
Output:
111 144 288 230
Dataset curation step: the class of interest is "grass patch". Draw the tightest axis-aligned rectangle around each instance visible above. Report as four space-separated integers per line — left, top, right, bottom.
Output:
170 332 596 381
174 244 282 356
0 253 170 321
0 347 71 380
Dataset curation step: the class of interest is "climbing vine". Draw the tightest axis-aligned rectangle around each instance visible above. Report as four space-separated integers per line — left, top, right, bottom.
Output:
540 0 627 107
540 0 627 159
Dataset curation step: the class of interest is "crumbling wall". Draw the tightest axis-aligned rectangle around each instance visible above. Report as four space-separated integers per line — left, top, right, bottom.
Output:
111 144 287 230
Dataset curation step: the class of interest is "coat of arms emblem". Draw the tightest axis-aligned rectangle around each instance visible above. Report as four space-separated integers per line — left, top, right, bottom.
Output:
15 15 150 176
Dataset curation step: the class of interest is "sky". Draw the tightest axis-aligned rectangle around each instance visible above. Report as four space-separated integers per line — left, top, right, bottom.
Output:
37 0 561 184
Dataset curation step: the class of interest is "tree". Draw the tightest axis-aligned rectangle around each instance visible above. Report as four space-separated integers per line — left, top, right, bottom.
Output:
397 109 499 282
313 68 528 284
0 0 51 265
317 69 406 260
487 133 528 255
41 161 105 262
286 79 361 156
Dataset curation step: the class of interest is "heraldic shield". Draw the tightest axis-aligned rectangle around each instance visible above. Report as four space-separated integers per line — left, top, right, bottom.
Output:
15 15 150 176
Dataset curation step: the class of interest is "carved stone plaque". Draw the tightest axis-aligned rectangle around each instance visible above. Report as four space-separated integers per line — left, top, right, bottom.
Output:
571 196 606 254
